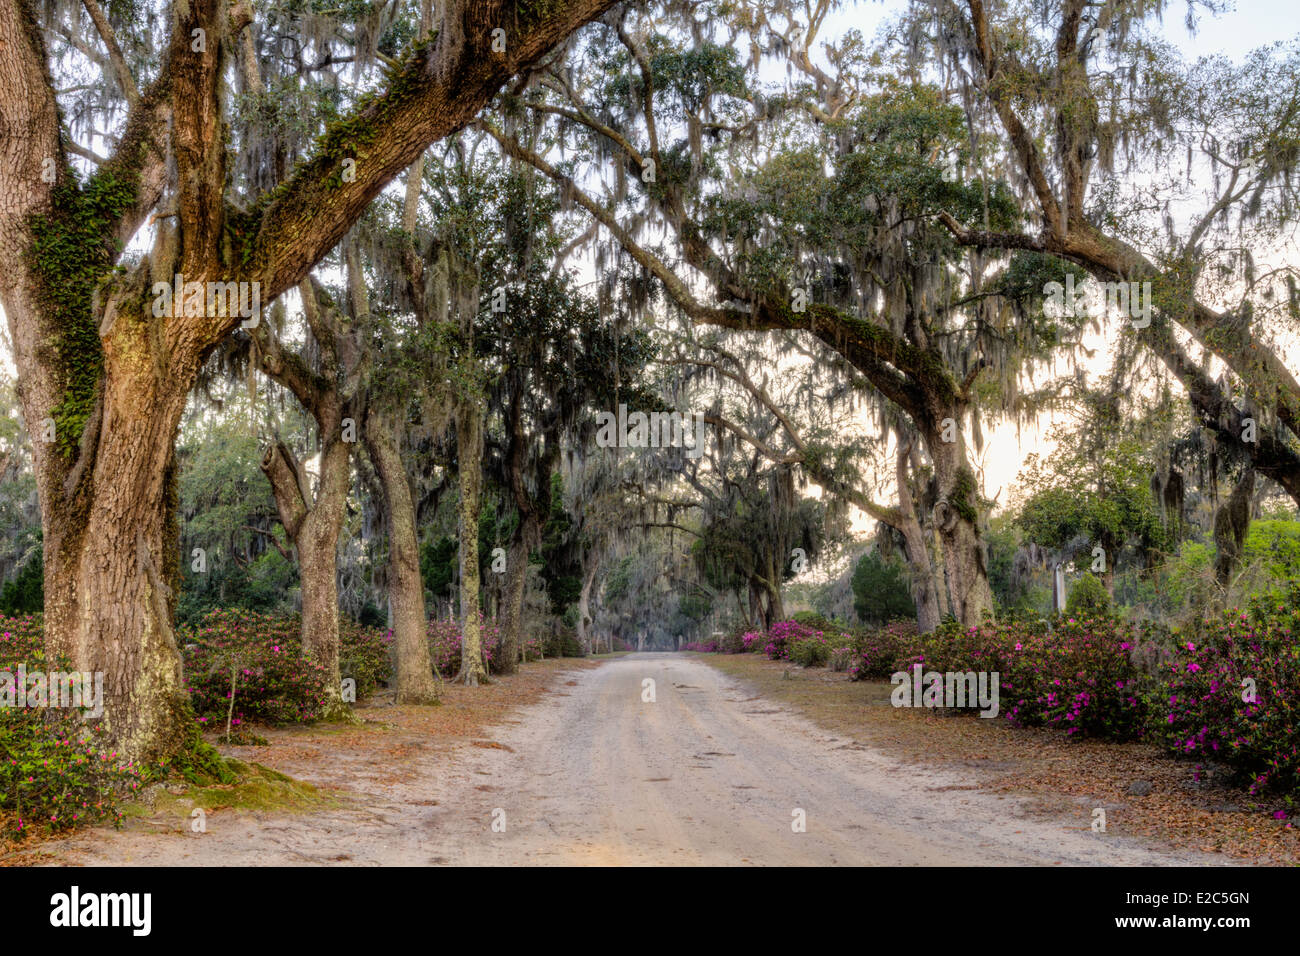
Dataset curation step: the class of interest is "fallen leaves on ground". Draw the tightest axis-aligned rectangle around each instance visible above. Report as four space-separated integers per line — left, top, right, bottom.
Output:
697 653 1298 865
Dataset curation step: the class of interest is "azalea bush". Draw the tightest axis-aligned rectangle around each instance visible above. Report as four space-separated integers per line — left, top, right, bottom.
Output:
763 619 821 660
0 706 141 839
829 646 855 672
682 638 720 652
1156 603 1300 801
181 609 333 724
788 630 834 667
995 617 1152 740
848 620 918 680
0 614 141 839
427 615 540 675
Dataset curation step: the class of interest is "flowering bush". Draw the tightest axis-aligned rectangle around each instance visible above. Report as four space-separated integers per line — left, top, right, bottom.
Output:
717 627 749 654
681 639 720 652
995 617 1151 740
763 619 820 660
829 646 855 672
0 614 141 839
890 616 1151 739
0 706 141 838
848 621 917 680
1156 603 1300 800
180 609 334 724
789 631 834 667
427 615 538 675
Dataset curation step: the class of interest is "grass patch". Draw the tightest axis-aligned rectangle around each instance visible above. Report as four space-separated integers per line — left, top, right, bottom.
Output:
126 759 336 823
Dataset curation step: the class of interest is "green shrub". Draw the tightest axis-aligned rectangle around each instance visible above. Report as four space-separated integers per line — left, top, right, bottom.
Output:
789 632 832 667
718 626 748 654
1065 572 1112 617
791 611 838 632
543 627 584 658
848 621 917 680
339 617 393 698
851 550 916 624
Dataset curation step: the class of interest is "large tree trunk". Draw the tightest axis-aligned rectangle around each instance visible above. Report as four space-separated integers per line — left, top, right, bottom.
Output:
261 437 352 718
62 363 193 763
453 396 488 685
895 441 943 633
365 408 438 703
928 426 995 628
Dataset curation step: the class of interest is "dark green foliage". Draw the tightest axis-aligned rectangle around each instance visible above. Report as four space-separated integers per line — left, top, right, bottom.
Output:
26 170 138 458
539 474 581 614
851 550 916 625
0 551 43 615
791 611 839 632
421 535 458 601
542 627 584 658
1065 572 1114 617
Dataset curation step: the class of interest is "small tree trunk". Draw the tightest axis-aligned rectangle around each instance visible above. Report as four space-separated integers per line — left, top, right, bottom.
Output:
575 558 598 654
453 397 488 685
497 517 535 675
262 438 352 719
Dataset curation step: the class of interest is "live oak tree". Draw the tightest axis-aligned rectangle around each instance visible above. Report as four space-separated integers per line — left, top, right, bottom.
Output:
921 0 1300 536
0 0 620 760
248 261 369 719
671 334 948 632
486 0 1087 626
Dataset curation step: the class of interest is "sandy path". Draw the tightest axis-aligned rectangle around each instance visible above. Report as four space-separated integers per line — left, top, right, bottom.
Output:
31 653 1229 866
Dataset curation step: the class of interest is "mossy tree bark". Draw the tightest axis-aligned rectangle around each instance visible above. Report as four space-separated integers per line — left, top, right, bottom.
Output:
574 557 598 654
453 395 488 686
1213 466 1256 588
0 0 618 760
364 405 439 703
926 417 995 628
497 515 537 672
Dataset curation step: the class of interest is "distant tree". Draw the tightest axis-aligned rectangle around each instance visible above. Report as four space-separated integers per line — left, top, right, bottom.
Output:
851 550 916 626
0 548 43 615
1065 572 1113 618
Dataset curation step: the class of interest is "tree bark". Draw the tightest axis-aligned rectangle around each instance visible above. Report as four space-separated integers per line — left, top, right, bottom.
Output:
928 423 995 628
895 440 943 633
365 407 439 703
575 557 598 654
1214 466 1256 587
453 396 488 685
497 514 537 673
261 437 352 719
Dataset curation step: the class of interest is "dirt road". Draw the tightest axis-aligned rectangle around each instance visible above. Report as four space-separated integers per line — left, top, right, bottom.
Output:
31 653 1226 865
